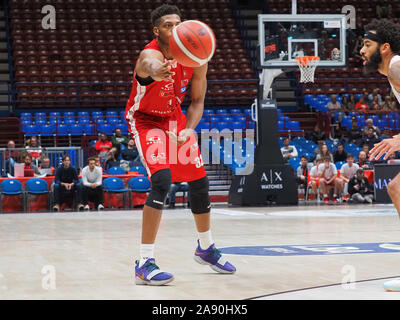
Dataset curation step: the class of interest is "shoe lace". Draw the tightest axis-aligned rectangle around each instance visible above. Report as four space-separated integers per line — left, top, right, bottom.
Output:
211 247 222 258
144 261 159 273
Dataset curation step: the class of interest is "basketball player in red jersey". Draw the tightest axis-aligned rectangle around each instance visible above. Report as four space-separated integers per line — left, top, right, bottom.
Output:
360 19 400 291
125 4 236 285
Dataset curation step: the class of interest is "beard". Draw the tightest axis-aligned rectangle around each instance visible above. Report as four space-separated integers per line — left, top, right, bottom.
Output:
362 47 382 75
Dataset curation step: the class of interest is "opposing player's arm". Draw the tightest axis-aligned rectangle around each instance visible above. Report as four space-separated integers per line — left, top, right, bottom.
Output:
185 63 208 130
135 49 176 82
388 60 400 92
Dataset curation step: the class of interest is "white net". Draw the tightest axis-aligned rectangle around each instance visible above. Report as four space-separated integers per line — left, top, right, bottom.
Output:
296 56 320 83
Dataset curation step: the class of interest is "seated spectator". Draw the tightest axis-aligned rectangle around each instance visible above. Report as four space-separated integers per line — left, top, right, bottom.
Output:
327 94 341 110
368 88 383 106
381 95 397 111
121 139 141 167
347 120 363 145
296 156 313 195
361 144 370 158
5 140 22 176
105 147 121 171
355 96 369 112
21 136 45 166
376 1 392 19
95 132 113 159
333 144 347 163
357 151 373 169
348 94 356 110
111 128 130 148
23 155 41 177
361 128 381 151
81 157 104 211
340 96 352 110
370 95 381 110
315 143 334 163
318 155 340 203
308 124 326 145
348 168 374 203
94 156 103 171
38 157 55 176
167 182 189 209
52 155 83 212
363 118 381 137
337 153 359 200
308 158 322 197
280 137 298 162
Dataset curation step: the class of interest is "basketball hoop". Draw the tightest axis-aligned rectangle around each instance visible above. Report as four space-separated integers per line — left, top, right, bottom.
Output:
295 56 320 83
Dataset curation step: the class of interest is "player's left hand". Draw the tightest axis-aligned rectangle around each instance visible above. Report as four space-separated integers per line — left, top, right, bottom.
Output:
369 136 400 161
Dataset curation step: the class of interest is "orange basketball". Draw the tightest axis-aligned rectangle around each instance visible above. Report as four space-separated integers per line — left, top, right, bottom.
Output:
169 20 216 68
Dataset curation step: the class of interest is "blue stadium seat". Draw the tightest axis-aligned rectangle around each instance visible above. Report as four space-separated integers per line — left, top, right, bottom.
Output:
128 176 151 192
203 109 214 115
78 111 89 117
129 165 147 175
39 124 56 136
230 108 242 114
78 117 90 124
64 118 76 125
57 124 71 136
23 124 39 136
107 166 126 175
20 112 32 119
216 108 227 115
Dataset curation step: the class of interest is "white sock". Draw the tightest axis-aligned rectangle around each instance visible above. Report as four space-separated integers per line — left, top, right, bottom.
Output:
198 230 213 250
139 243 155 267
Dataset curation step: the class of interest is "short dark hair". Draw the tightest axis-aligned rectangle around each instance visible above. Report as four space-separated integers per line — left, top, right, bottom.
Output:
365 19 400 54
300 155 308 161
87 157 96 163
151 4 181 27
323 155 331 161
62 155 70 162
347 153 354 159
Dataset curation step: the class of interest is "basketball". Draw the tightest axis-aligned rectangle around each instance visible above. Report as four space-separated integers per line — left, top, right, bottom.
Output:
169 20 216 68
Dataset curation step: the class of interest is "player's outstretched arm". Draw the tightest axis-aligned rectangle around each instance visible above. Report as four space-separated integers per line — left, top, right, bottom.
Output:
135 49 176 82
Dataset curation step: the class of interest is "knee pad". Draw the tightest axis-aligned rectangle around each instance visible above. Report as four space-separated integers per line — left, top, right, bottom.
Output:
188 176 210 214
145 169 172 210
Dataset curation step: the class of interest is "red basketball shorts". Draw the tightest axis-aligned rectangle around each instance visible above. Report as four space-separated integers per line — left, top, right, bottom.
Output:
128 109 206 183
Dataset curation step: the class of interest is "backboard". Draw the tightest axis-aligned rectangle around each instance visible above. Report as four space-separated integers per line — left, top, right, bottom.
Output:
258 14 347 68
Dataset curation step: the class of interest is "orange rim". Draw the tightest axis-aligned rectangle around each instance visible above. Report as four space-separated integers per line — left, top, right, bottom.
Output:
296 56 320 67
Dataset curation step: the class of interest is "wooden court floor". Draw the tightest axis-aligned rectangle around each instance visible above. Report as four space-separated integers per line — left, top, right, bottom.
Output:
0 203 400 300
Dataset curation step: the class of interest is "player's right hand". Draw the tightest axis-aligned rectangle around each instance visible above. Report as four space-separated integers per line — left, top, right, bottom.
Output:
152 59 176 82
369 135 400 161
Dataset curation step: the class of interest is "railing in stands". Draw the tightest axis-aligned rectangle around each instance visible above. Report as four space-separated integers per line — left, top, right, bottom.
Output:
3 0 14 113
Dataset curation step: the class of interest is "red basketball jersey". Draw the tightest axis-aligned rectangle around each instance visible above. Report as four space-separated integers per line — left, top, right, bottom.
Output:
125 39 193 121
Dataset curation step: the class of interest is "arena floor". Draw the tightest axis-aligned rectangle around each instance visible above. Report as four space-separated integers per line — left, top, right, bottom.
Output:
1 203 400 300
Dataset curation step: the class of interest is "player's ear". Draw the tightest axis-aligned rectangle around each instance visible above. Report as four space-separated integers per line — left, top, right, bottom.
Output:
153 26 159 37
380 42 391 55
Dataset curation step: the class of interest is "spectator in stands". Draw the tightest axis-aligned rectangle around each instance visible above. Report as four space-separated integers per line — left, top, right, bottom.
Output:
357 150 373 170
368 88 383 106
105 147 121 171
308 124 326 145
361 128 381 151
376 1 392 19
121 139 141 167
308 158 322 198
23 154 41 177
316 143 334 163
21 136 45 166
95 132 113 159
348 94 357 110
352 35 364 60
348 168 374 203
347 119 363 145
327 94 341 110
296 155 312 194
363 118 381 137
5 140 21 176
52 155 83 212
362 144 370 158
355 96 369 112
337 153 359 201
81 157 104 211
381 95 397 111
333 144 347 163
318 155 340 203
340 96 351 110
111 128 130 148
370 96 381 110
280 137 298 162
167 182 189 209
38 157 55 176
